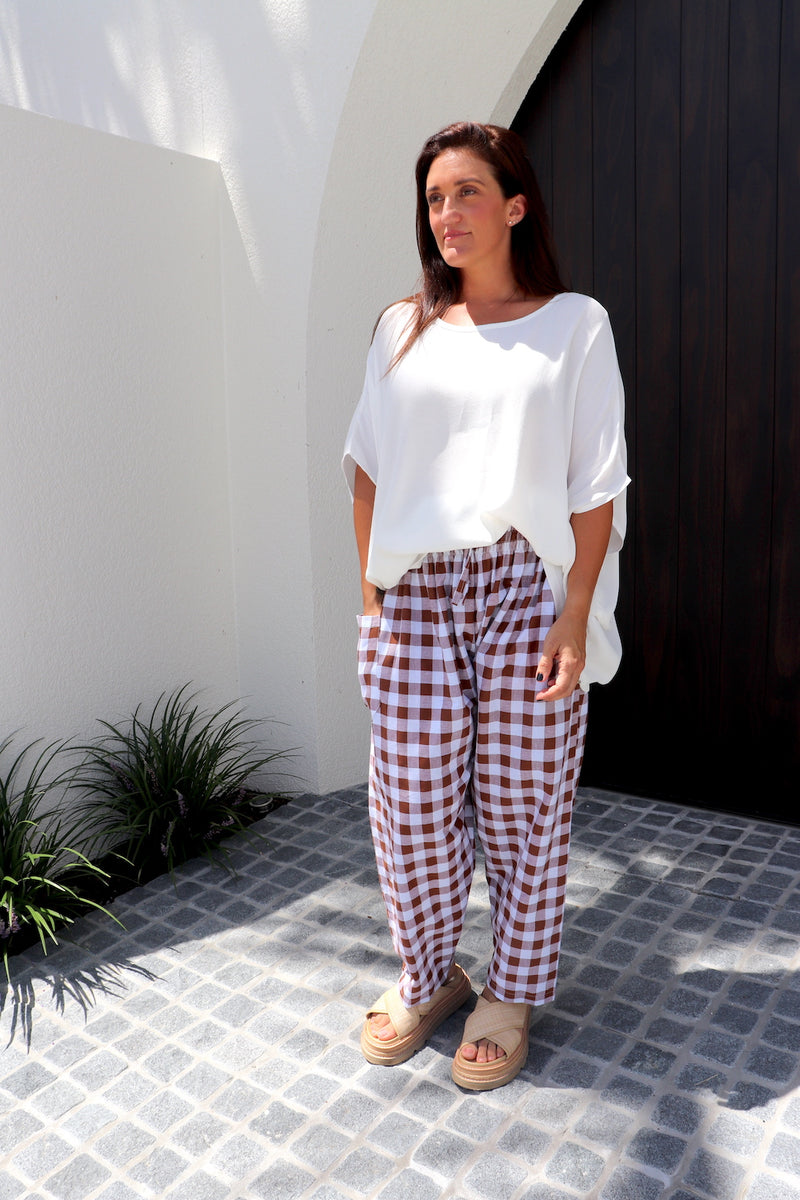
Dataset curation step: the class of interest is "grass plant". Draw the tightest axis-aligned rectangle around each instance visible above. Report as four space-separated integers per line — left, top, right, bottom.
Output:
74 686 288 882
0 735 118 977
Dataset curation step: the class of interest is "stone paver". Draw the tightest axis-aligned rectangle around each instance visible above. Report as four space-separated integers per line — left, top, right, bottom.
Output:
3 786 800 1198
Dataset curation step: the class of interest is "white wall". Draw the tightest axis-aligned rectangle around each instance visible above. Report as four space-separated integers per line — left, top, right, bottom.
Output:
0 0 579 791
0 1 379 788
0 104 238 740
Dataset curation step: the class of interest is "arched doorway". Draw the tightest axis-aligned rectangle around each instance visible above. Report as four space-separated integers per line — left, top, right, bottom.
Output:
513 0 799 817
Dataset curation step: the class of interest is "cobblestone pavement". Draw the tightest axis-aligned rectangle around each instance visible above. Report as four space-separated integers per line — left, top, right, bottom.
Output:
3 786 800 1199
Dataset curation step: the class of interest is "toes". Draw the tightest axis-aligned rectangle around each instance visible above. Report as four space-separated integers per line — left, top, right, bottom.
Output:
459 1039 508 1063
369 1014 397 1041
478 1040 497 1063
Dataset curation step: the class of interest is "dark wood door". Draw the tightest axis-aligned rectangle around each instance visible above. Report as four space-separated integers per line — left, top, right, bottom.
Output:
513 0 800 817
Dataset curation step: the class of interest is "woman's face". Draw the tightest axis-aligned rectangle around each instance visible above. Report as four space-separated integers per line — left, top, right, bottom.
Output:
425 148 526 274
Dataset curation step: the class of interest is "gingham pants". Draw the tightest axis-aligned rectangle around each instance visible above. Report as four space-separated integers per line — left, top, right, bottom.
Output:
357 528 588 1009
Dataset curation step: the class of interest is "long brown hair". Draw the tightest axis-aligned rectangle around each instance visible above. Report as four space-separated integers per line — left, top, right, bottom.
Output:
388 121 566 367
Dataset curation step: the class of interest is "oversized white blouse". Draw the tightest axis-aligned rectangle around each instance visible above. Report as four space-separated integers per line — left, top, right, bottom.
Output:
342 292 630 687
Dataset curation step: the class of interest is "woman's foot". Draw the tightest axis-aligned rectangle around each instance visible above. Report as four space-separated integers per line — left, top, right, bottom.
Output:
371 983 512 1056
360 966 472 1066
458 986 509 1062
451 990 531 1091
367 967 462 1041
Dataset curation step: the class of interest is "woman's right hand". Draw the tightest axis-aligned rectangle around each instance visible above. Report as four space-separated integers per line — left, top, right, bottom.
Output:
361 588 384 617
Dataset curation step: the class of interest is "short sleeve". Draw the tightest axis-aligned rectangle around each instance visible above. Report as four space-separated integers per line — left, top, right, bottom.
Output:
567 306 629 551
342 303 411 496
342 340 380 496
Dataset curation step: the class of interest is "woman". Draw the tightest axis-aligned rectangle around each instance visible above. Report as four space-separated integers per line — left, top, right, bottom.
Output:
343 121 628 1091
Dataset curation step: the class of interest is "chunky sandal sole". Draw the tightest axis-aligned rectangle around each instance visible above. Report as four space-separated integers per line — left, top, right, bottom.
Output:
360 965 472 1066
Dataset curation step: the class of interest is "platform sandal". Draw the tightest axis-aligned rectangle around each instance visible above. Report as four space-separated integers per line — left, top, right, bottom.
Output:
360 964 472 1066
451 995 530 1090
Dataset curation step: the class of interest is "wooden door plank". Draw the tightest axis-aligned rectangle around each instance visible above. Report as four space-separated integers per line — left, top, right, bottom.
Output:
676 0 730 796
583 0 638 788
632 0 682 782
550 9 595 294
769 0 800 787
513 52 555 224
720 0 781 798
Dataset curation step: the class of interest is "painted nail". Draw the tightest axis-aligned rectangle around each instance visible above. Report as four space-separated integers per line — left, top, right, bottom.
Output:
536 673 543 682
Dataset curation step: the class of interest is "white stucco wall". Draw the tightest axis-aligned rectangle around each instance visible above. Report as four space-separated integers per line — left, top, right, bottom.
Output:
0 0 578 791
0 104 238 740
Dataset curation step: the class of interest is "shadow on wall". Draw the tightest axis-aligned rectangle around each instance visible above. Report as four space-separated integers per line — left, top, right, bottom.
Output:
0 2 369 273
0 5 312 153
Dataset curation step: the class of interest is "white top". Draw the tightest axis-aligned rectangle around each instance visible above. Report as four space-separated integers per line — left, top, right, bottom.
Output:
343 292 630 687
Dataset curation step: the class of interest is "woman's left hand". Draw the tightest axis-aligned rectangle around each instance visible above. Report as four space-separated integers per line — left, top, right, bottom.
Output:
535 501 613 701
534 612 587 701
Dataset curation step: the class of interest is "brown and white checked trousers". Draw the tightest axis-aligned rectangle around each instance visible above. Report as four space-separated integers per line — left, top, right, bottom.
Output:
357 528 588 1010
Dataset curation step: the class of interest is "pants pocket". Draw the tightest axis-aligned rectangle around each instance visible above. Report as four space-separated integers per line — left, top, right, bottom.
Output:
356 613 382 709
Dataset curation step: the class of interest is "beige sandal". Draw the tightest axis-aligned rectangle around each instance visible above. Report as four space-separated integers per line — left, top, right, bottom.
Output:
451 995 530 1090
360 965 472 1066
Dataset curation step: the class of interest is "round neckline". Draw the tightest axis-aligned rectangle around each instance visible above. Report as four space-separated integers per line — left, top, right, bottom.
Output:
436 293 561 331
